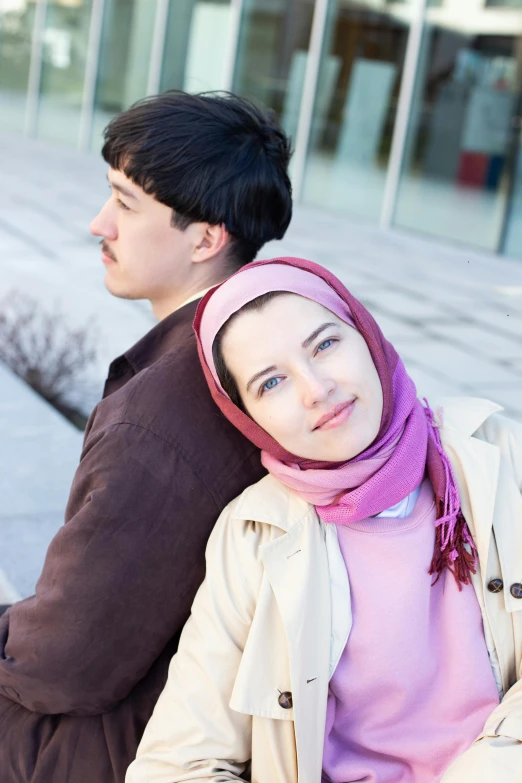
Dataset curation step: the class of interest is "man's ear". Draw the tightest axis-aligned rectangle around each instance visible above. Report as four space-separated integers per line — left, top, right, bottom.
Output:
192 223 230 263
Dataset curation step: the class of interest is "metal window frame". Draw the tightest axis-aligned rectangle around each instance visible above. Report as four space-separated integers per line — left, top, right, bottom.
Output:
223 0 244 92
290 0 330 200
147 0 171 96
78 0 105 152
380 0 428 228
286 0 429 216
24 0 48 137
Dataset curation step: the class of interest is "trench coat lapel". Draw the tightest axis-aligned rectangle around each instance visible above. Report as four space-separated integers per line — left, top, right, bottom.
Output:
438 398 502 581
260 510 331 783
441 426 500 581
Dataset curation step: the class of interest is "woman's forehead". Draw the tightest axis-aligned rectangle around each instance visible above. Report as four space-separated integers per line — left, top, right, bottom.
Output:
254 293 336 321
222 296 347 365
228 296 341 339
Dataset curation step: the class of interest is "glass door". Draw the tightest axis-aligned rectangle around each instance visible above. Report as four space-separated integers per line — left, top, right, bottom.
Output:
0 1 36 133
394 2 522 251
36 0 94 145
91 0 159 151
232 0 316 143
300 0 416 223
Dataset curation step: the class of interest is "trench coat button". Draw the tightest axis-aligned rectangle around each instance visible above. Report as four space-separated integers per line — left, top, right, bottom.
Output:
278 691 293 709
510 583 522 599
487 578 503 593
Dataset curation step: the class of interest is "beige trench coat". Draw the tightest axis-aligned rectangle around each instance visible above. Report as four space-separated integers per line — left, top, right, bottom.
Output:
127 398 522 783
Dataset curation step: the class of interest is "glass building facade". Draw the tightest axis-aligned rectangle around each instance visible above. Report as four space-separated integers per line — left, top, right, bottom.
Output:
1 0 521 258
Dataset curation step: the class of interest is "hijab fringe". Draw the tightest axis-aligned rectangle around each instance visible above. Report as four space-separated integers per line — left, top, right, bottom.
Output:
423 399 477 589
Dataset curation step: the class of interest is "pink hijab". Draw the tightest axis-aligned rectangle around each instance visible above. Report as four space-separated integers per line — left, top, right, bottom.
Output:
194 257 476 586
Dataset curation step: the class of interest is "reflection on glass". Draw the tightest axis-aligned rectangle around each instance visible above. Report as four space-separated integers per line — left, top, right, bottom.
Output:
36 0 93 145
161 0 232 94
301 0 412 222
232 0 315 143
91 0 158 152
394 3 521 250
486 0 522 7
0 1 35 132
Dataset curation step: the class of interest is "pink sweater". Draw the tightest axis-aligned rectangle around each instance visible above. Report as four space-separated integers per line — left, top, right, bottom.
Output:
322 479 499 783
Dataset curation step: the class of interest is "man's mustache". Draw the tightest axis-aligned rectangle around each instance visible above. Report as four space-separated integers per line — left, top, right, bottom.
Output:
100 240 117 263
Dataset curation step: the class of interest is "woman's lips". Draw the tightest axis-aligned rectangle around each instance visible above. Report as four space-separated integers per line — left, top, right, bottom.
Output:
314 400 356 431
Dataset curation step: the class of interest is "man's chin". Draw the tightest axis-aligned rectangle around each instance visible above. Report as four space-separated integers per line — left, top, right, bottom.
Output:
104 275 141 302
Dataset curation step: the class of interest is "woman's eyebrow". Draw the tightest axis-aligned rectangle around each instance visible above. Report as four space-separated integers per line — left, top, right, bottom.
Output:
246 365 277 393
244 322 339 394
302 322 338 349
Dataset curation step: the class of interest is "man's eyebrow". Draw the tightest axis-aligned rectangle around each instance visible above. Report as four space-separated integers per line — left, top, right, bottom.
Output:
107 175 139 201
302 322 338 349
246 365 277 394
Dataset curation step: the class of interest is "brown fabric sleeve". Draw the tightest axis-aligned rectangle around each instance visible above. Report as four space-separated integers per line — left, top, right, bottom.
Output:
0 421 220 716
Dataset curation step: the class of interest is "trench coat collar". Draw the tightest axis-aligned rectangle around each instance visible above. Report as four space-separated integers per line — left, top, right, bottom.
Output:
434 396 503 436
232 474 310 532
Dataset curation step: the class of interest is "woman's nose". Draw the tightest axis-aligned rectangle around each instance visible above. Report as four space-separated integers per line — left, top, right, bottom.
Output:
299 372 335 409
89 200 117 240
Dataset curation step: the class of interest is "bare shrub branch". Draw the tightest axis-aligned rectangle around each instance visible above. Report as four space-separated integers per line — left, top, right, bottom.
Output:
0 290 97 424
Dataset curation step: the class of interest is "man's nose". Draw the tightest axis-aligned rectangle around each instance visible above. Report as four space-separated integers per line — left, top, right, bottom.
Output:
299 371 335 409
89 200 117 240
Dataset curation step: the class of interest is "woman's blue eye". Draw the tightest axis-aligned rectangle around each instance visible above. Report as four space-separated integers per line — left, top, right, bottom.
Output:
317 339 333 351
262 377 280 393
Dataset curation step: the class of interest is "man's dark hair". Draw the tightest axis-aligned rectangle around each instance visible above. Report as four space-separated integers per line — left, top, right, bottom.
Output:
102 91 293 269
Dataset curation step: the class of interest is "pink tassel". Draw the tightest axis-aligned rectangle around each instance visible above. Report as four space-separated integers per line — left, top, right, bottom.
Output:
423 399 477 589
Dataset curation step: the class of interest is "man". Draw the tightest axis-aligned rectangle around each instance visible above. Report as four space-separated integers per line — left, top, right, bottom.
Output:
0 91 292 782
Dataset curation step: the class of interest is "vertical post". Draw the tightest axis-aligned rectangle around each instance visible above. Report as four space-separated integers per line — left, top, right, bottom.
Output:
498 35 522 255
290 0 330 202
222 0 244 92
24 0 48 137
78 0 105 152
379 0 428 229
147 0 170 95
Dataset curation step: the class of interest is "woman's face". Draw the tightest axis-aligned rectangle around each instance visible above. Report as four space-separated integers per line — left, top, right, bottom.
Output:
221 294 384 462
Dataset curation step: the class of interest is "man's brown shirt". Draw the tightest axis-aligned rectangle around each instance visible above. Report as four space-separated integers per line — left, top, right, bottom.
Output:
0 300 265 782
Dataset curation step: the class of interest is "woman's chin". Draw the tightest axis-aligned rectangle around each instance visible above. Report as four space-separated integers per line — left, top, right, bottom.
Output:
313 428 376 464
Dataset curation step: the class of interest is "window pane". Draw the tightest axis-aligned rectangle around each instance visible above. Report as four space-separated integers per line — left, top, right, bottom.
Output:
232 0 315 143
301 0 414 222
36 0 93 145
394 7 521 251
0 1 35 132
161 0 233 94
91 0 158 151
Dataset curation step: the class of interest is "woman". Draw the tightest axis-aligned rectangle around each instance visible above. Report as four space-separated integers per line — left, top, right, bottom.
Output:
127 257 522 783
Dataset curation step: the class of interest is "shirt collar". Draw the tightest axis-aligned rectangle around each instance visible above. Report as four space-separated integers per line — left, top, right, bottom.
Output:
175 286 214 312
103 287 217 399
104 299 200 398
